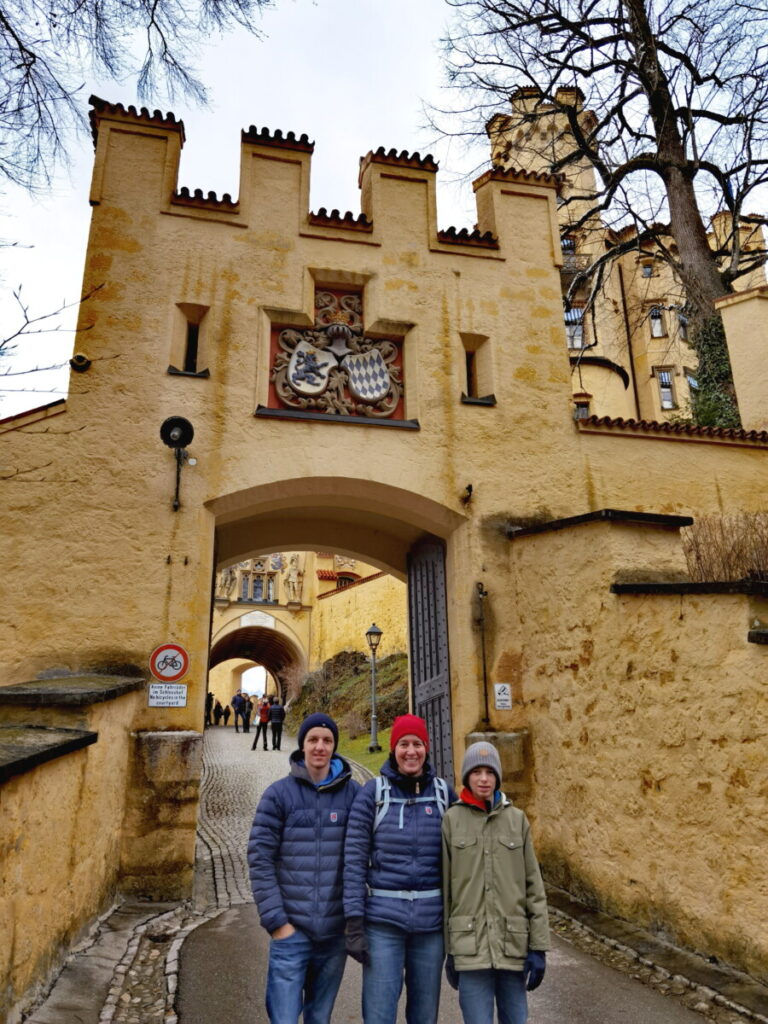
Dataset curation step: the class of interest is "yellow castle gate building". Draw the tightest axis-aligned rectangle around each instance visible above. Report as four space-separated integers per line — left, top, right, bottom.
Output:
1 96 767 1019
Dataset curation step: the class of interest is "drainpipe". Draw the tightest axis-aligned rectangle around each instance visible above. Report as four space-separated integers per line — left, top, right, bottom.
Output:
476 582 490 725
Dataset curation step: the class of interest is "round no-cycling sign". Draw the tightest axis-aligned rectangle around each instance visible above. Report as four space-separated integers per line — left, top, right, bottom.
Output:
149 643 189 682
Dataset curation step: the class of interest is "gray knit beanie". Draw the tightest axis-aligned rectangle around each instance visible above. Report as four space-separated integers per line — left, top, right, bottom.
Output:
461 741 502 790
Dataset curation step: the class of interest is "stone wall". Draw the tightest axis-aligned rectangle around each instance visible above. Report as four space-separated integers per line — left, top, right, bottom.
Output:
310 573 408 667
0 691 143 1022
482 518 768 980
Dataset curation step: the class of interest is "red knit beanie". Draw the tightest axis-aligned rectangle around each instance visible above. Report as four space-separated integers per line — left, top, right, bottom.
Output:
390 714 429 751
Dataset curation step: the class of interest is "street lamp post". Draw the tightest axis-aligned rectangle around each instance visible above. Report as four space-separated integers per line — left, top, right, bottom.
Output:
366 623 383 753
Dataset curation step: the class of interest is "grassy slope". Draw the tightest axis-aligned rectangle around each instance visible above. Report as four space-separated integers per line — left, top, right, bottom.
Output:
286 650 408 774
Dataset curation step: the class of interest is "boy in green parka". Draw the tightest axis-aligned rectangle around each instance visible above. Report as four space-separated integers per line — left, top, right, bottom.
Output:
441 742 550 1024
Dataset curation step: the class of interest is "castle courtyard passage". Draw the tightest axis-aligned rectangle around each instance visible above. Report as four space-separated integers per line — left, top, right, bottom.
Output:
1 97 767 1020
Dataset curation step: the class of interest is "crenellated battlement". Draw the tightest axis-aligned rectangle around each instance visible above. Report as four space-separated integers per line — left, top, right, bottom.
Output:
87 96 561 258
241 125 315 152
89 94 185 145
357 147 439 184
173 186 238 210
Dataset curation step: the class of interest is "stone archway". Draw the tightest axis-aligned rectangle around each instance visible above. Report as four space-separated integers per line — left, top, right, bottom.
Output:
209 625 305 701
208 478 467 780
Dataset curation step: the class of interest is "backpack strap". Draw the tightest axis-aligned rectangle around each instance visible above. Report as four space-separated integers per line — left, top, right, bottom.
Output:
434 776 449 818
373 776 450 831
373 775 391 833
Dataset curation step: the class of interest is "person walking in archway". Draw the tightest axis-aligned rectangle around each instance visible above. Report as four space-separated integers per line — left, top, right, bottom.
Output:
213 699 223 726
222 703 231 727
343 714 457 1024
269 697 285 750
252 697 270 751
231 689 246 733
248 713 360 1023
242 692 254 733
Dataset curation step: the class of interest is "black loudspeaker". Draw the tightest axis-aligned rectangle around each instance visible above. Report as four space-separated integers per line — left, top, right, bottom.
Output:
160 416 194 449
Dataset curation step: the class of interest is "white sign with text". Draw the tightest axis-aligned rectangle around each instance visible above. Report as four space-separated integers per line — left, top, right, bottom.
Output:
148 683 188 708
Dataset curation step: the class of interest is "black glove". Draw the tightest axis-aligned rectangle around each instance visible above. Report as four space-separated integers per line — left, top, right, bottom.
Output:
345 917 369 966
523 950 546 991
445 954 459 990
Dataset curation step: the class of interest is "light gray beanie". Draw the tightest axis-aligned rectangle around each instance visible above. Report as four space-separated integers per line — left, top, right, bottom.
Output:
461 741 502 790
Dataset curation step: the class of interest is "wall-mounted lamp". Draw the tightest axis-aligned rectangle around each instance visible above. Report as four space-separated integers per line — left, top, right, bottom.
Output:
160 416 195 511
69 353 92 373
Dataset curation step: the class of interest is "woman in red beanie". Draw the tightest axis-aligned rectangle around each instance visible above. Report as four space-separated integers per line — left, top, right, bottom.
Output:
343 714 457 1023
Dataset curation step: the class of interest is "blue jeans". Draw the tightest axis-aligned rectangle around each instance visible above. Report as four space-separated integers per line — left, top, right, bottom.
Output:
265 928 346 1024
457 969 528 1024
362 921 443 1024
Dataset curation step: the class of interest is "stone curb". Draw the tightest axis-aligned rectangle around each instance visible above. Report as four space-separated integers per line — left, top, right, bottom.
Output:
547 889 768 1023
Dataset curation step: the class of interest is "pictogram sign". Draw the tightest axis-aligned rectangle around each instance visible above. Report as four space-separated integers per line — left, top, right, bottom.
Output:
149 643 189 682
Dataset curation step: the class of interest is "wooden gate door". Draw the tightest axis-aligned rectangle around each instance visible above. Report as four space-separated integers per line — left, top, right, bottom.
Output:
408 537 454 782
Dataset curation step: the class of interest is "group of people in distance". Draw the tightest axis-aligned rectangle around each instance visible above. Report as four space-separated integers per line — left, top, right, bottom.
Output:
205 690 285 750
248 712 549 1024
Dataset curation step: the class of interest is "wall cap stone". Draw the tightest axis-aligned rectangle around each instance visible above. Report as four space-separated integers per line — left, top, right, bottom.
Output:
506 508 693 540
0 674 146 706
0 725 97 783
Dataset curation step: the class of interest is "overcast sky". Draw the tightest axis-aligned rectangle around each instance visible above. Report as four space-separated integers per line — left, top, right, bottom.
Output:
0 0 493 416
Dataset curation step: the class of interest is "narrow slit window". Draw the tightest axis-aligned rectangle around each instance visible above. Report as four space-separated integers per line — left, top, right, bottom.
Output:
184 322 200 373
465 351 477 398
169 303 210 377
460 332 494 403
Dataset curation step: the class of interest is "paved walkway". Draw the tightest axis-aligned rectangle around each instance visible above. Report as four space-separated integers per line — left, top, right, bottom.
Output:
24 726 768 1024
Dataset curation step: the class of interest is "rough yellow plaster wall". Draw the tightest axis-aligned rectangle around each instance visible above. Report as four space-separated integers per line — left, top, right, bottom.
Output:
0 692 141 1020
309 573 408 668
488 521 768 980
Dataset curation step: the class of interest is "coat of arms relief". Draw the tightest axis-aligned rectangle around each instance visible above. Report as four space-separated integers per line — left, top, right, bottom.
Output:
270 290 404 417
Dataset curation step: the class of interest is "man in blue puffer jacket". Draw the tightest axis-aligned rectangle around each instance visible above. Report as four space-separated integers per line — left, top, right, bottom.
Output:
343 714 458 1024
248 712 360 1024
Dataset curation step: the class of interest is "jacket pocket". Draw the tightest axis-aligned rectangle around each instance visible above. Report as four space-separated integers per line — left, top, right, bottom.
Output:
448 916 478 956
451 834 478 851
502 915 529 957
497 835 522 852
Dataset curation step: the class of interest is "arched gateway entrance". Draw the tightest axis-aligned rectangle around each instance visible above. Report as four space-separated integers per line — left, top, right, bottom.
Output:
208 478 463 779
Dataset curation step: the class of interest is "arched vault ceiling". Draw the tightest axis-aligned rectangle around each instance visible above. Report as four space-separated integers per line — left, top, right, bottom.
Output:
209 627 302 677
216 507 428 579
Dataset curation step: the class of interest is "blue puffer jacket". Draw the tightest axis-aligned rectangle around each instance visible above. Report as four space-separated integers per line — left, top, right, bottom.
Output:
248 751 360 941
344 758 457 933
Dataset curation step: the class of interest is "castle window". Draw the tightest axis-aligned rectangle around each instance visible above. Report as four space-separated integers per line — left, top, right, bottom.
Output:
641 262 654 278
685 368 698 395
184 322 200 373
252 576 264 601
266 575 276 602
649 307 667 338
465 351 477 398
654 367 677 410
241 576 249 600
337 574 358 589
460 332 494 404
574 401 590 420
565 308 585 349
169 303 210 377
678 313 689 341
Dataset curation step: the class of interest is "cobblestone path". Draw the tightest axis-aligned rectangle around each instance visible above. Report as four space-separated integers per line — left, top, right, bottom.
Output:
194 727 287 910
